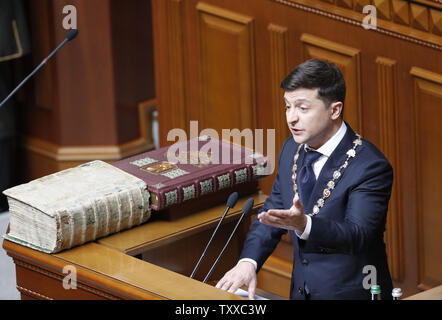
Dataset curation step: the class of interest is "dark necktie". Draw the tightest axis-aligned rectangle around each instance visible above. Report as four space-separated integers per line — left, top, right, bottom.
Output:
297 149 322 207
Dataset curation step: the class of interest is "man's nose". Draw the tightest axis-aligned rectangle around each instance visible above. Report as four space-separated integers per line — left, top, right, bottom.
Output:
286 107 299 124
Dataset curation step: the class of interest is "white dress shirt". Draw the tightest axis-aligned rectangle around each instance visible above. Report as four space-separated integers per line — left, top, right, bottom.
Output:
239 121 347 270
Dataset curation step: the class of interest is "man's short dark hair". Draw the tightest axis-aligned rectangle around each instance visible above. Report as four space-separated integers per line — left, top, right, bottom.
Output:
280 59 346 115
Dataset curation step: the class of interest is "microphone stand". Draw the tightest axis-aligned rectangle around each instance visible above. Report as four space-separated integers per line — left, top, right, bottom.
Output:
0 29 79 109
190 205 231 279
202 198 254 283
190 192 238 279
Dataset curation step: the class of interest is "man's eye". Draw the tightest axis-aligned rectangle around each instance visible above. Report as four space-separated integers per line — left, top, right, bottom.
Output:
298 106 308 111
285 105 290 110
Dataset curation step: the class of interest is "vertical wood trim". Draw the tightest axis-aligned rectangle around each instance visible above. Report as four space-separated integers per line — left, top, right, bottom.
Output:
376 57 404 281
166 0 187 132
410 66 442 291
268 24 290 152
412 68 425 291
300 33 362 134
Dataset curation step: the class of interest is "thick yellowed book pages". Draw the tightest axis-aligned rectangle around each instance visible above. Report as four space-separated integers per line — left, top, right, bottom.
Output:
3 160 150 253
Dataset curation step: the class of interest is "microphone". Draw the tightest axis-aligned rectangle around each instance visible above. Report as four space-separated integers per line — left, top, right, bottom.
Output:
202 198 254 283
0 29 79 109
66 29 79 41
190 192 239 279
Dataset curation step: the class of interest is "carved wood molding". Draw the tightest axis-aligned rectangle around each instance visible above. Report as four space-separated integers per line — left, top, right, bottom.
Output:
268 24 290 152
16 285 54 300
23 138 150 161
271 0 442 50
300 33 363 133
413 1 442 7
14 258 120 300
410 66 442 290
22 99 157 162
376 57 404 281
197 2 257 131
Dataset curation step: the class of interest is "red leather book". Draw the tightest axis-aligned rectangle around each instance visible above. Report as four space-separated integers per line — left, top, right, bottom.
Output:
112 136 268 214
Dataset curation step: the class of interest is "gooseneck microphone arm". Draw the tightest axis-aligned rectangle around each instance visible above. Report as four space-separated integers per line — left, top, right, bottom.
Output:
190 192 239 279
202 198 254 283
0 29 79 109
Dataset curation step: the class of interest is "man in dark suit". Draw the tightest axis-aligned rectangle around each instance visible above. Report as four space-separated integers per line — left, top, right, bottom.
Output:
216 59 393 300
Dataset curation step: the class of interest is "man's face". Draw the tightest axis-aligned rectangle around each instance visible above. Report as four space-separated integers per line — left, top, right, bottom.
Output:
284 88 338 149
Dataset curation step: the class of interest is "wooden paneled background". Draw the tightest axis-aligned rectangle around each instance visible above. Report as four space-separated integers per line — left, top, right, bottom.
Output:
14 0 156 179
151 0 442 298
14 0 441 299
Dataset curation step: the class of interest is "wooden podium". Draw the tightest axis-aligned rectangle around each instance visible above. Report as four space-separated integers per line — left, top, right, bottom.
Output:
2 193 267 300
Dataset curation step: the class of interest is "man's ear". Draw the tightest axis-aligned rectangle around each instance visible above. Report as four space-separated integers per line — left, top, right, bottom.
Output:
329 101 343 120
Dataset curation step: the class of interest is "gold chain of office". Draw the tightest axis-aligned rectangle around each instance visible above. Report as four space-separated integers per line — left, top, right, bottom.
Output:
292 133 363 217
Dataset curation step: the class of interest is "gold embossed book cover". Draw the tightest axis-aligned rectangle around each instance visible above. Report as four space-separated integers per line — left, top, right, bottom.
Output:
112 136 269 212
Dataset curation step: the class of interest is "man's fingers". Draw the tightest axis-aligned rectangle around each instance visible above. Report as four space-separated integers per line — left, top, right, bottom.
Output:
220 280 234 292
216 273 244 294
266 209 290 217
259 212 284 225
293 193 303 210
227 281 242 294
216 276 231 290
248 277 257 300
216 264 258 300
259 219 287 230
215 277 226 289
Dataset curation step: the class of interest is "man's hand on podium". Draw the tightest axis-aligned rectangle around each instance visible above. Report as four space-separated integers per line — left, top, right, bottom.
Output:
215 261 257 300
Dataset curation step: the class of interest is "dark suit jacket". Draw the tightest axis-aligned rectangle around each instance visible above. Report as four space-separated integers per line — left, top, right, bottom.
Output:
240 124 393 300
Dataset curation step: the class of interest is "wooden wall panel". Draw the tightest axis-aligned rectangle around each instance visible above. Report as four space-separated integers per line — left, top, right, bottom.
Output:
10 0 442 300
411 67 442 290
16 0 156 181
110 0 156 145
268 24 290 151
300 33 362 133
141 219 243 282
197 2 256 132
256 256 292 299
30 0 55 113
50 0 118 146
165 0 188 133
151 0 442 298
376 57 404 281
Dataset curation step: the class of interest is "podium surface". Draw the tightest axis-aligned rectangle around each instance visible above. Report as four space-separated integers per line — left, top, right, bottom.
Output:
3 192 267 300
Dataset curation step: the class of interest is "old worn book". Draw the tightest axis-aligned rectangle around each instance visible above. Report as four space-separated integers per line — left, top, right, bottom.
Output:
112 136 268 215
3 160 150 253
